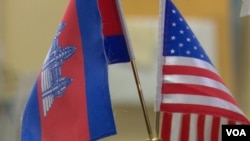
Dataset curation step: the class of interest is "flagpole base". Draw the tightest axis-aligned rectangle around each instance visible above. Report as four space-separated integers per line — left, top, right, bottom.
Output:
145 137 162 141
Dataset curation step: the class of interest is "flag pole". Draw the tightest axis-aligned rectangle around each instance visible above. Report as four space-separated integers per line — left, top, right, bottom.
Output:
130 60 154 140
115 0 153 139
153 111 162 141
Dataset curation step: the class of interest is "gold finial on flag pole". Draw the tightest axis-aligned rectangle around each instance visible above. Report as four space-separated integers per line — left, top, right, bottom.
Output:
130 60 153 140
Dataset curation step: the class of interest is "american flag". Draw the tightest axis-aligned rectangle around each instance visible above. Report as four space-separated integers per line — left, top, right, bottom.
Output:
156 0 250 140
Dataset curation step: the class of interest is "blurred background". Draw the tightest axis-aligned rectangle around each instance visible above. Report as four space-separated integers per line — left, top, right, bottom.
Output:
0 0 250 140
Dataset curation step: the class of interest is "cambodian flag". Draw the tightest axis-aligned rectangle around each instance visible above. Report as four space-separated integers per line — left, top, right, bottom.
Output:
21 0 116 140
98 0 133 64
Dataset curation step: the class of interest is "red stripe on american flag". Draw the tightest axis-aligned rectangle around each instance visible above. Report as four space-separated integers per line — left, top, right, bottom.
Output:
180 114 190 141
228 120 236 125
162 65 225 85
161 104 250 123
211 116 220 141
162 83 239 106
161 113 172 141
197 115 205 141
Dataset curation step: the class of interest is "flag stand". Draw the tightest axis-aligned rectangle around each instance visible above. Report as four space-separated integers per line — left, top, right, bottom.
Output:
130 60 154 140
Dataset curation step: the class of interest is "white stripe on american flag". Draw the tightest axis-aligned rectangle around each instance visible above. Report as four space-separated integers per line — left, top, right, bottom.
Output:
218 117 229 141
163 74 231 96
189 114 198 141
170 113 182 141
162 94 244 115
204 115 213 141
164 56 218 74
236 121 242 125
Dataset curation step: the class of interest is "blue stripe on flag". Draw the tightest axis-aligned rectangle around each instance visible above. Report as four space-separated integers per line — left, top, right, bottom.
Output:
76 0 116 139
21 81 41 141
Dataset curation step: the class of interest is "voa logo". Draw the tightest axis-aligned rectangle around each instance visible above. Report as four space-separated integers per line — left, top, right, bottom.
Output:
226 129 246 136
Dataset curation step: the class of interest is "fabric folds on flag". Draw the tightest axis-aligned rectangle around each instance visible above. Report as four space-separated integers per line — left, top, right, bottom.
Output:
21 0 116 141
156 0 250 140
98 0 133 64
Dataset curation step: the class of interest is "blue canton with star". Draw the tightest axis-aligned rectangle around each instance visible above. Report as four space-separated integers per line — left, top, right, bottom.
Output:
163 2 213 65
